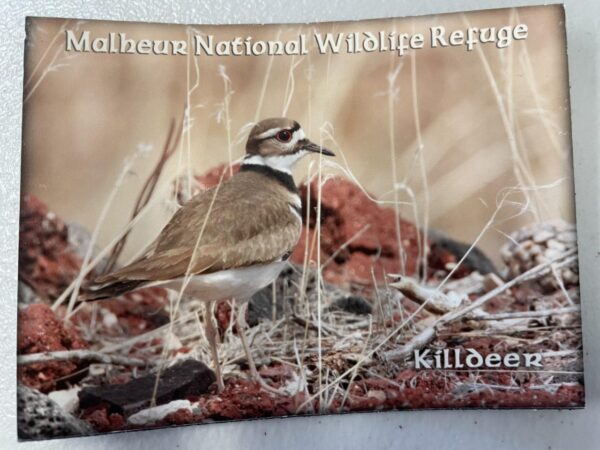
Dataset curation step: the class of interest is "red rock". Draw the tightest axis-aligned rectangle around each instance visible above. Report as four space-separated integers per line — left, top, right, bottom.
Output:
294 177 422 290
20 195 170 338
196 378 295 421
346 395 384 411
96 287 170 336
396 369 418 382
163 408 194 425
19 195 82 300
428 244 462 275
108 412 126 429
17 303 87 392
83 408 110 431
290 226 327 265
216 300 232 335
82 406 126 432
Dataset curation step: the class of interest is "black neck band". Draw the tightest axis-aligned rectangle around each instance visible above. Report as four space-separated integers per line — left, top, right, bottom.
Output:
240 163 298 194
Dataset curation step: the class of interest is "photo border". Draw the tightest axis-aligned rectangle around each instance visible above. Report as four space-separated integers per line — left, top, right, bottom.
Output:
1 1 598 448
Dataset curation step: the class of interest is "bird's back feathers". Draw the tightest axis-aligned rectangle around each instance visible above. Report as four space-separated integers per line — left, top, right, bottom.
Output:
81 168 301 301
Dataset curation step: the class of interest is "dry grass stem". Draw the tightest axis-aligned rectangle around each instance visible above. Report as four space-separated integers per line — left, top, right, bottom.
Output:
384 248 577 362
17 350 152 368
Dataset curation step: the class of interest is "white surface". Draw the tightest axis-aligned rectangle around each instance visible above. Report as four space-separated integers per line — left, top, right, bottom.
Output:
0 0 598 449
127 400 193 426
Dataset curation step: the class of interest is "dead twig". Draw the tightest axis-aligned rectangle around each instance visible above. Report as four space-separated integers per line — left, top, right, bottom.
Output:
390 277 463 315
439 324 581 338
472 305 580 321
17 350 152 367
291 314 343 338
383 249 577 362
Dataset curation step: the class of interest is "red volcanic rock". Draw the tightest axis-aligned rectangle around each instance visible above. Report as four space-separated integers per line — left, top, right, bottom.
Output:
294 177 422 289
341 370 584 410
162 408 194 425
17 303 87 392
290 226 328 265
428 243 467 277
81 407 125 432
19 195 82 300
216 300 232 335
20 195 170 337
94 288 170 336
427 236 498 279
197 379 296 420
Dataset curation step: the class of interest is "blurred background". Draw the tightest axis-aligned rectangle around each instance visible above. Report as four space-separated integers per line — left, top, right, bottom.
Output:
21 5 573 265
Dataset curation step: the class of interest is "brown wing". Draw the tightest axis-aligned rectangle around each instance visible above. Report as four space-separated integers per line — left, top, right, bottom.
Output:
93 171 301 284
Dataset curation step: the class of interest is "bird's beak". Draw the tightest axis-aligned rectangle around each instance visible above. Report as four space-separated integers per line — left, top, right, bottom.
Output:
302 140 335 157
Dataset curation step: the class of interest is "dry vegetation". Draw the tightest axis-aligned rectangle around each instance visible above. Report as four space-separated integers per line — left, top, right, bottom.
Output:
17 6 583 438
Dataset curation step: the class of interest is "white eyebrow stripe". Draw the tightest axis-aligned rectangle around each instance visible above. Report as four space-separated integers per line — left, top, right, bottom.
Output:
256 127 283 140
241 150 307 175
288 128 305 147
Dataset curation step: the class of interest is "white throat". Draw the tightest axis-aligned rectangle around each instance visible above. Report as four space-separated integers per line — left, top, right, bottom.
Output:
242 151 307 175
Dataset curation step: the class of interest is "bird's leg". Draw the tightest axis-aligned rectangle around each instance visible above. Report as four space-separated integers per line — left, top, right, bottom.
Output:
236 300 285 396
236 300 259 378
204 300 224 392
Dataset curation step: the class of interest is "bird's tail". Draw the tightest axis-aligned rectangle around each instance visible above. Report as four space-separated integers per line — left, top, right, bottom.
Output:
79 279 146 302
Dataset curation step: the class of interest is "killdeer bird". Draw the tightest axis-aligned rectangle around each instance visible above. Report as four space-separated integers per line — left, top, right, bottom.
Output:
82 117 335 391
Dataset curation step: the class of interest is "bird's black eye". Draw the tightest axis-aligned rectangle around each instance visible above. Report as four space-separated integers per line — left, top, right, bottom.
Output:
275 130 292 142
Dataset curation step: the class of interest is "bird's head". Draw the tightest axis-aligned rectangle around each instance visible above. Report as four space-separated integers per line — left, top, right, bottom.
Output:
243 117 335 174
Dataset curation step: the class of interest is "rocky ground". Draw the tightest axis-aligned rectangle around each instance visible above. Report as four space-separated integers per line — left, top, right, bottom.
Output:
16 166 584 439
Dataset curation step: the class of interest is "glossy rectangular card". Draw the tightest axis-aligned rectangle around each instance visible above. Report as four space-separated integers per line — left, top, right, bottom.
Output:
17 4 583 440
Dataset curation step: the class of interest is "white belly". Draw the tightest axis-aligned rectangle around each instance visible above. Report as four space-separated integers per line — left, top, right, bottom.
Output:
161 261 287 301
